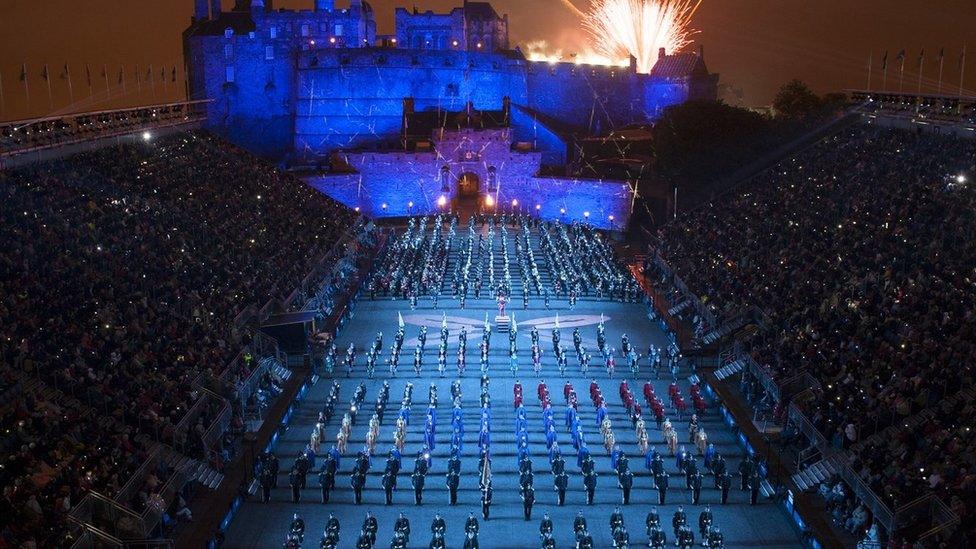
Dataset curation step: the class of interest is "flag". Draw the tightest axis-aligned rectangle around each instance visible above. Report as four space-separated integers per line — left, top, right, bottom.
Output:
938 47 945 61
146 65 153 81
917 49 925 69
101 65 107 78
881 50 888 71
896 49 906 61
42 65 49 81
19 64 27 82
60 62 69 80
172 66 177 82
118 67 124 84
86 64 92 87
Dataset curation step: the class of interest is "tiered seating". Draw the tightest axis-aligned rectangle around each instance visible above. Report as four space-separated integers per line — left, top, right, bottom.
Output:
848 389 976 511
0 130 354 546
647 124 976 542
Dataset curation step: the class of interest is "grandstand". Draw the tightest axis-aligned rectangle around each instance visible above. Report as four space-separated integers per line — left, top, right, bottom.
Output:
3 82 976 549
643 109 976 547
0 123 358 548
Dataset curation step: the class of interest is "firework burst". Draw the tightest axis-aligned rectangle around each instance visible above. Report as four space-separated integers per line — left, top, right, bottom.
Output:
582 0 702 73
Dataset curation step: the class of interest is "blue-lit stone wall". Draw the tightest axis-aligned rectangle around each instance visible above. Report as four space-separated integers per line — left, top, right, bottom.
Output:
644 80 691 119
190 32 690 161
509 105 568 166
307 170 630 230
524 62 648 135
293 49 530 159
306 125 632 230
187 33 296 158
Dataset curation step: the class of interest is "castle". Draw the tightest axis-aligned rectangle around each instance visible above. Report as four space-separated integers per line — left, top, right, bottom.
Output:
183 0 718 227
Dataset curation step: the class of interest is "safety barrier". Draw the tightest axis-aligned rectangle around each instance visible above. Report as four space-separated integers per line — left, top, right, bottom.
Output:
0 100 210 159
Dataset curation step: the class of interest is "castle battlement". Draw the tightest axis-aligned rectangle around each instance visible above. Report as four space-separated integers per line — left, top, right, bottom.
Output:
184 1 717 160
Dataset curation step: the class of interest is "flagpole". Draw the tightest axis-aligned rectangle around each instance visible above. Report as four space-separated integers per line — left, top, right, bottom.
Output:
103 65 109 100
882 52 888 92
938 54 945 94
917 56 924 93
21 64 30 112
44 64 53 111
866 53 872 91
899 56 905 92
961 45 967 98
65 63 74 106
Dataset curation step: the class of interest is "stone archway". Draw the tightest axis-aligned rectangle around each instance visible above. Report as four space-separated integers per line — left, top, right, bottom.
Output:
458 172 480 198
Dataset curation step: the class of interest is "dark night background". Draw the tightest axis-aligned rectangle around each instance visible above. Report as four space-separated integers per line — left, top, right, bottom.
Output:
1 0 974 121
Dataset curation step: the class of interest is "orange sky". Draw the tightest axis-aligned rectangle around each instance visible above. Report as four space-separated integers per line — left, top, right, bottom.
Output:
1 0 974 121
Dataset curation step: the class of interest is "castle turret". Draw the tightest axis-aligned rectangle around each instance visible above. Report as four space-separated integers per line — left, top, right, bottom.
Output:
315 0 334 11
194 0 209 20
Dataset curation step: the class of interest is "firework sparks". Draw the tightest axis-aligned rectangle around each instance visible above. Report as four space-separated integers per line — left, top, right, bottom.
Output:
524 40 629 68
583 0 702 73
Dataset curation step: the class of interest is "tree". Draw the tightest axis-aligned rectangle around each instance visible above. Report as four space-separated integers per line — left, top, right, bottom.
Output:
773 79 823 120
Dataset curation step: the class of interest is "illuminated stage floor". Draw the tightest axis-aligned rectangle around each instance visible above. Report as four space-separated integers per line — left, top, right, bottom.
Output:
225 302 801 548
224 224 801 548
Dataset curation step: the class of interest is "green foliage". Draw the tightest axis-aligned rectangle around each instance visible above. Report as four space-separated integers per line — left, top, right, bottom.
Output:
773 79 843 120
651 100 770 182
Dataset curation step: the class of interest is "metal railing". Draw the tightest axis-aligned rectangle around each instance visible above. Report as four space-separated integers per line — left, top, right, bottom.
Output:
70 491 149 540
114 447 163 506
172 392 210 451
787 402 832 455
898 494 959 543
68 523 124 549
200 400 234 456
140 463 192 537
742 354 781 402
647 251 718 330
838 462 895 534
1 100 210 158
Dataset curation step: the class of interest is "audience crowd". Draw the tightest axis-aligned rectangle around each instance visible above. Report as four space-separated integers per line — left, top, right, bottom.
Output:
647 125 976 544
0 131 354 547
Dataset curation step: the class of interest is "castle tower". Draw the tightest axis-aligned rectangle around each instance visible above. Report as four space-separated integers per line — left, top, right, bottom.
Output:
194 0 209 20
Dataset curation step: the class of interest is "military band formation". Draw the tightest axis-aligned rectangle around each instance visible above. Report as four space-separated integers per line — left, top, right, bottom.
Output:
262 216 761 548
